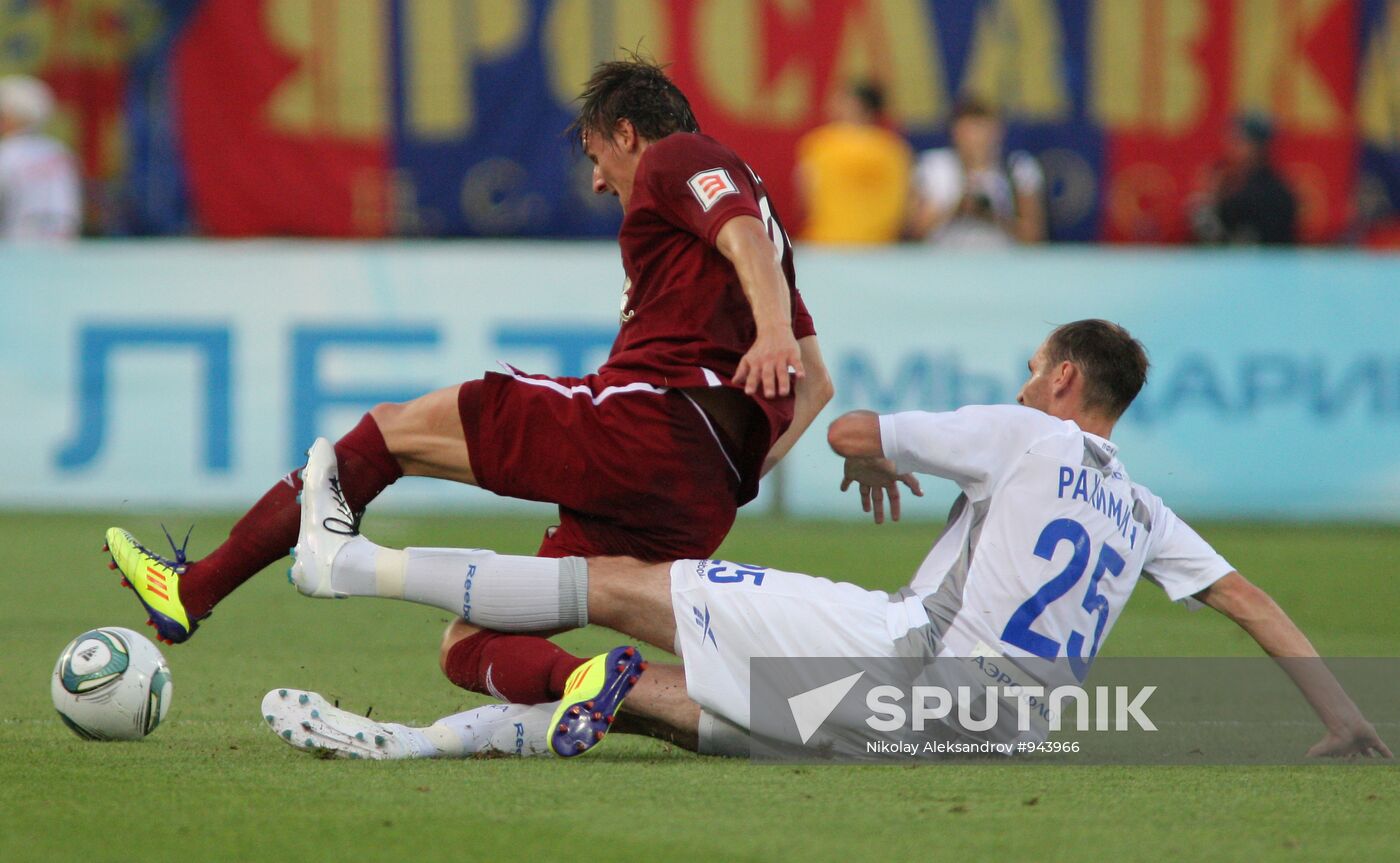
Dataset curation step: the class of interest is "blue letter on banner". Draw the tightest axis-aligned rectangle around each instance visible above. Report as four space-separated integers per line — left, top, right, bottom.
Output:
55 325 233 471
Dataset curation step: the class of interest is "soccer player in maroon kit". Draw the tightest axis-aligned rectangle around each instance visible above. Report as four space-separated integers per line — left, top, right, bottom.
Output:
106 58 833 710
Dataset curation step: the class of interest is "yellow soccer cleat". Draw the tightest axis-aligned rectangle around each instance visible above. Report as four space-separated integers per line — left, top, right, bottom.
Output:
549 645 647 757
104 527 201 645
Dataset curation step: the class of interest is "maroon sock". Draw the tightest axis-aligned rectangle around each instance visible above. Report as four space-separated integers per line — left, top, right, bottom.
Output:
442 630 587 704
179 414 403 618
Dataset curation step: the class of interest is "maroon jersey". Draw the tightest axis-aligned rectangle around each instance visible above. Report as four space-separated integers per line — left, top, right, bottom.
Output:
599 133 816 500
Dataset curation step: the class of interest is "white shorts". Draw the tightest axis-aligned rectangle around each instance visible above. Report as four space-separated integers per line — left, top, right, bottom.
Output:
669 558 930 729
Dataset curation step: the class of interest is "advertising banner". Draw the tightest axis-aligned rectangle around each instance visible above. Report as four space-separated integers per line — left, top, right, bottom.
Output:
3 1 1398 241
3 243 1398 520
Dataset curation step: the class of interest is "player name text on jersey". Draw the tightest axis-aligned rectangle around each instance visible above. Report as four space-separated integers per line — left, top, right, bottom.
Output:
1056 466 1142 549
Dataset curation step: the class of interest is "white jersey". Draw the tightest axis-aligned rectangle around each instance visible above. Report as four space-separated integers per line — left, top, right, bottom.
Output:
881 405 1233 669
0 131 80 241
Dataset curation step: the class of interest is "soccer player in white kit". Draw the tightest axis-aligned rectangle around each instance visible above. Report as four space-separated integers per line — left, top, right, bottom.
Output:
0 75 80 242
265 320 1389 760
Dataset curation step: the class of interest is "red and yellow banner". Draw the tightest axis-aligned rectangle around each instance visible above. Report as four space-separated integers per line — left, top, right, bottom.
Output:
3 0 1397 242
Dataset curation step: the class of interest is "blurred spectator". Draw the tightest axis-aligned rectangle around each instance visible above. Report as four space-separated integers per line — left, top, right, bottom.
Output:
909 98 1044 248
795 81 911 245
1191 115 1297 246
0 75 80 242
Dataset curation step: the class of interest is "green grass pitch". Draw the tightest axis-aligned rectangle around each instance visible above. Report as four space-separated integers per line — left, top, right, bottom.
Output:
2 511 1397 862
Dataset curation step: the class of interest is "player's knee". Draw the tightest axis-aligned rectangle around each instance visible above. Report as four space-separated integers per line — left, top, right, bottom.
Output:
368 400 408 433
368 400 427 460
438 619 476 675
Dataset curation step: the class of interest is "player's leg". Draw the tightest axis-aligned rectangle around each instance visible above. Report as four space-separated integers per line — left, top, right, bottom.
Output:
366 384 476 483
292 438 673 638
262 646 677 760
423 547 686 706
262 692 569 760
437 620 588 705
106 381 486 644
285 467 740 754
261 664 704 760
424 376 739 703
104 408 407 643
584 556 682 649
608 662 702 751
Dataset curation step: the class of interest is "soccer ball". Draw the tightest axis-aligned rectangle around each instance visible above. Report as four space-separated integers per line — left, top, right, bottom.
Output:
51 627 173 741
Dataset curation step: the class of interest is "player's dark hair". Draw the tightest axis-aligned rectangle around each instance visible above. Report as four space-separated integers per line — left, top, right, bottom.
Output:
568 56 699 147
1045 319 1150 419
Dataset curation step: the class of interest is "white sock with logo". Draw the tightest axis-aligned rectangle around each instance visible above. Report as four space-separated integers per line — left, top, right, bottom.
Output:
328 538 588 631
406 702 557 758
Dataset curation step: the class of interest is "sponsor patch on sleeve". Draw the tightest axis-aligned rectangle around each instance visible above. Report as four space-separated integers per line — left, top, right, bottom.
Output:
687 168 739 212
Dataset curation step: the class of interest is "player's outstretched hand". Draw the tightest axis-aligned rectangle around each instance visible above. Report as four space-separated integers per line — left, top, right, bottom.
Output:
1306 719 1392 758
735 329 804 399
840 457 923 524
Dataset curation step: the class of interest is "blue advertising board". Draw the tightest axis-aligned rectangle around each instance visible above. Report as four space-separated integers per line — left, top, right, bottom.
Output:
3 243 1398 520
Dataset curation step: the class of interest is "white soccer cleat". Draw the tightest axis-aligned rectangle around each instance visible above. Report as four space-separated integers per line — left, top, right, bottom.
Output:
288 437 362 599
260 688 417 760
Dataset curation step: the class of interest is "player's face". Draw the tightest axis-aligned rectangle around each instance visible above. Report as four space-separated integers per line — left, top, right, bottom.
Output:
1017 344 1053 412
583 126 639 207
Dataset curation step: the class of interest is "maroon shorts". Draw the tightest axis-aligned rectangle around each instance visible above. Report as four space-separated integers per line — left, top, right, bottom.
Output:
458 370 742 562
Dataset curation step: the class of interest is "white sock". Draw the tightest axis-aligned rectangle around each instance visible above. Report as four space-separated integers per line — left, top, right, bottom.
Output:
330 538 588 630
411 702 557 758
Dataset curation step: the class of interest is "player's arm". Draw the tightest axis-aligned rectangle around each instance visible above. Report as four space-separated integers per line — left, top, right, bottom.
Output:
717 215 804 400
827 410 923 524
760 335 833 477
1196 572 1391 758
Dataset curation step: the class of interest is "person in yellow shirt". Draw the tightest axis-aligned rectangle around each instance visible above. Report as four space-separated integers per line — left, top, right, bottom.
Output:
796 82 912 245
